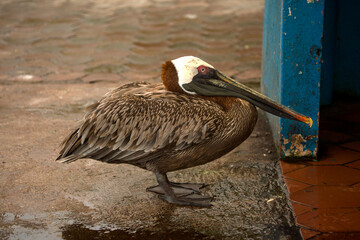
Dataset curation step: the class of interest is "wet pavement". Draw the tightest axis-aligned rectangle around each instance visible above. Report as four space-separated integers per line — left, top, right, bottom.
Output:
0 0 301 239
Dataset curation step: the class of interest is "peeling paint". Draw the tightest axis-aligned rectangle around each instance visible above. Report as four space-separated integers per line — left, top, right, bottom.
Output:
307 0 314 3
281 134 316 157
288 7 292 16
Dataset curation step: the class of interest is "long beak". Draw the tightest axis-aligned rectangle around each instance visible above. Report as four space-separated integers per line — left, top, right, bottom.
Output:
184 70 313 127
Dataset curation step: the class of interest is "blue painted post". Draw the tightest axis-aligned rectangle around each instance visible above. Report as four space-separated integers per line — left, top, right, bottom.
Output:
262 0 323 158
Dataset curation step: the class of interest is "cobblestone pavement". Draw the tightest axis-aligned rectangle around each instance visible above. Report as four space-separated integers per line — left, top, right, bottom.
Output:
0 0 301 239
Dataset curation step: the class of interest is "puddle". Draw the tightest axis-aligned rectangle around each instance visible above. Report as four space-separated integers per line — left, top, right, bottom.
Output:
3 221 301 240
1 212 214 240
61 224 214 240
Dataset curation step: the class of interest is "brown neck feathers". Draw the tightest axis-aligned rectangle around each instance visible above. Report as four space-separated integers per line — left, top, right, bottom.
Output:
161 61 184 93
199 96 238 111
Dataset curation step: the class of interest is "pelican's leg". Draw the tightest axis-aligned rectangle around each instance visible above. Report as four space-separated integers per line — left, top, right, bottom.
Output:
146 173 212 207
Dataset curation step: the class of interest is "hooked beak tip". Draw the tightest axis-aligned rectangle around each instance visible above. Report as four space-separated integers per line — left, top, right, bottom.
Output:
288 111 313 128
299 116 313 128
308 117 313 128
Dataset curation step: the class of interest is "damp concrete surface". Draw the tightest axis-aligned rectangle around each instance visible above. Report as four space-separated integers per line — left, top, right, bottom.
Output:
0 0 301 239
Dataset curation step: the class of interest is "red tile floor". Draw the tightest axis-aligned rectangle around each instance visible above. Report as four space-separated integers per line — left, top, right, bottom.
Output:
280 101 360 239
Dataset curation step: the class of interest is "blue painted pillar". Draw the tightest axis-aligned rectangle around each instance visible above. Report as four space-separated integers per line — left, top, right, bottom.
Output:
262 0 323 158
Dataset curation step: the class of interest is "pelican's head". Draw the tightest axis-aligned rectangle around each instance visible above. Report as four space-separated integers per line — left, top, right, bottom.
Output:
161 56 312 127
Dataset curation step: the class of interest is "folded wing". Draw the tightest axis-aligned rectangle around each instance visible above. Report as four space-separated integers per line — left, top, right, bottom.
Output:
57 82 218 167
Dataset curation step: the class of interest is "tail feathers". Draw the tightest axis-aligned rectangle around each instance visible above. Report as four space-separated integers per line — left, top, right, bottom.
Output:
59 129 80 157
57 128 81 163
56 154 81 163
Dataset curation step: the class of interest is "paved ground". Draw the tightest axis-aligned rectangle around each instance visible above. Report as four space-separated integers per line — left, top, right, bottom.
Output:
0 0 301 239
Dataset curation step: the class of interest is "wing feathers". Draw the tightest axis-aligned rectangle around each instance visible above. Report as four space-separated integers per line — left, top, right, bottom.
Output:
57 83 220 165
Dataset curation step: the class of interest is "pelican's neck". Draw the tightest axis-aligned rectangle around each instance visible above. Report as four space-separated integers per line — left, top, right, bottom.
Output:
199 96 239 111
161 61 184 93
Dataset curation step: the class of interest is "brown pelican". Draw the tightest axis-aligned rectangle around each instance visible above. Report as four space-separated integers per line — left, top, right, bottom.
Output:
57 56 312 207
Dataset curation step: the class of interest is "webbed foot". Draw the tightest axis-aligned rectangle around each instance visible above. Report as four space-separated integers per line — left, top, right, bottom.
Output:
146 182 206 196
147 173 212 207
158 193 212 207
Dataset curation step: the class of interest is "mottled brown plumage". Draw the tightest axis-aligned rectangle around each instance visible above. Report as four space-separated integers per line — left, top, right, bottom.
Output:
57 82 257 174
58 56 311 207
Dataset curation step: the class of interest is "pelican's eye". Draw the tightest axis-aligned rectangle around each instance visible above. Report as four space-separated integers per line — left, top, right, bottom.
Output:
197 65 209 75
